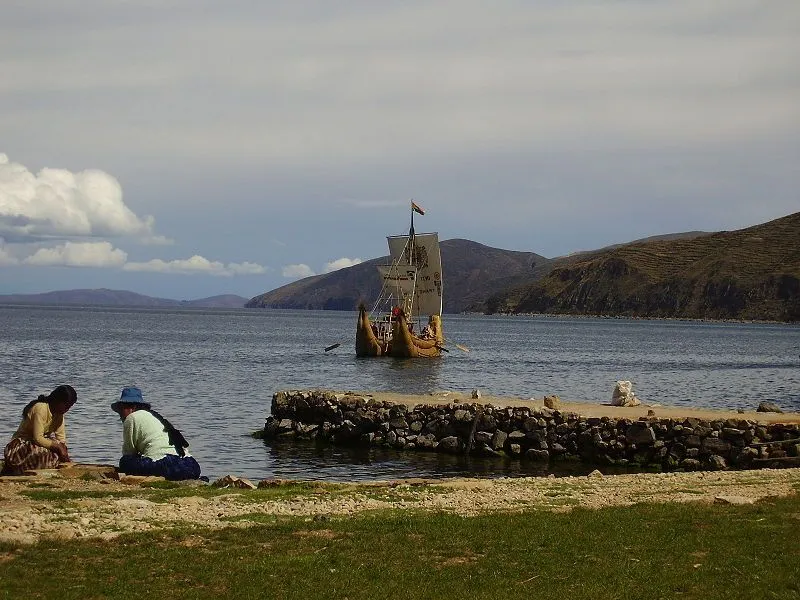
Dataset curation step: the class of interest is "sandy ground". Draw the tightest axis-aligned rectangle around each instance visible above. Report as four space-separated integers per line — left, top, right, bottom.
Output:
1 465 799 546
362 391 800 424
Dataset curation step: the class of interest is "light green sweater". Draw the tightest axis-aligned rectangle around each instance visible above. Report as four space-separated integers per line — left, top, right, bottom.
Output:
122 410 190 461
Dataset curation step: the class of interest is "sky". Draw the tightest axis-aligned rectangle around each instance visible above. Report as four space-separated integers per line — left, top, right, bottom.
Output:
1 0 798 300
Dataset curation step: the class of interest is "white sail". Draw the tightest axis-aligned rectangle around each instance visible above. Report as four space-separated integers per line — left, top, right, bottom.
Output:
387 232 443 317
377 264 417 296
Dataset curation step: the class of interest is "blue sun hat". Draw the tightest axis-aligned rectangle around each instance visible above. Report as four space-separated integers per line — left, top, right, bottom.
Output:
111 386 151 413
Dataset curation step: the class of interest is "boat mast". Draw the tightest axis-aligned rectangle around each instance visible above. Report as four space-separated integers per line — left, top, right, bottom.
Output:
408 200 420 323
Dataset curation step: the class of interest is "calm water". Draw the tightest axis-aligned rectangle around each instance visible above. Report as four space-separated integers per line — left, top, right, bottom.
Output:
0 306 798 481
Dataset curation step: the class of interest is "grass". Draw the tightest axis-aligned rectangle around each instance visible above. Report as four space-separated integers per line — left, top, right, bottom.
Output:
2 494 799 599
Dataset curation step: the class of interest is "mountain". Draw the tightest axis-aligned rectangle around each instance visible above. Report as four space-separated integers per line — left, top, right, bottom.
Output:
246 239 546 314
0 289 249 308
487 212 800 322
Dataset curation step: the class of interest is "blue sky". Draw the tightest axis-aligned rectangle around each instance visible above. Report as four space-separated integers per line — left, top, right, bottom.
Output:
1 0 798 300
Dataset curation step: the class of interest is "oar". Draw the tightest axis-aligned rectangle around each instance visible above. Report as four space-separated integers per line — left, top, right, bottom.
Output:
324 343 341 352
444 339 470 352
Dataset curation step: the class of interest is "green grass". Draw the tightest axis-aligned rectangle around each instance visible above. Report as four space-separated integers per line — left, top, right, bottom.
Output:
2 494 799 599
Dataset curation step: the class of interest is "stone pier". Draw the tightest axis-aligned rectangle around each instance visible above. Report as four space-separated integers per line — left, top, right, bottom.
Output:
262 390 800 471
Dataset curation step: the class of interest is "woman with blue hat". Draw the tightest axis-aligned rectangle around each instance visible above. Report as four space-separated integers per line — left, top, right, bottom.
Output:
111 386 202 481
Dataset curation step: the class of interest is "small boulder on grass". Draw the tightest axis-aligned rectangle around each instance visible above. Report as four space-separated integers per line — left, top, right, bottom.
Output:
213 475 256 489
756 401 783 413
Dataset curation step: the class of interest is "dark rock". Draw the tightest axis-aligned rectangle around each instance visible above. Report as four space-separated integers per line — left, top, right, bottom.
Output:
680 458 702 471
474 431 493 445
707 455 728 470
437 436 461 454
524 449 550 462
702 438 732 455
625 423 656 445
491 430 508 451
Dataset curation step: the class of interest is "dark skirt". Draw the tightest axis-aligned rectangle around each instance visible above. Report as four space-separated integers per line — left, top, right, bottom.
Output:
119 453 201 481
2 438 61 475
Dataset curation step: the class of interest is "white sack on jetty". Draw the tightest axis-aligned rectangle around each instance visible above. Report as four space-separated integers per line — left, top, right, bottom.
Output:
611 380 641 407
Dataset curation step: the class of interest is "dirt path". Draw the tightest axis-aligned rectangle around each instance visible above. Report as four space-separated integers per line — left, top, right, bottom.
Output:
2 466 799 545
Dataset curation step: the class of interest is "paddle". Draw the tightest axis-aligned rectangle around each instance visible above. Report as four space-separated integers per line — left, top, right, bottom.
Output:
443 339 470 352
324 343 341 352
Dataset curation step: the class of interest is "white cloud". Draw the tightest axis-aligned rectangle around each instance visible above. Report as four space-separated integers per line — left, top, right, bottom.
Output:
228 262 267 275
0 153 267 280
0 153 164 243
23 241 127 268
323 257 362 273
281 257 361 278
282 264 315 278
124 255 266 276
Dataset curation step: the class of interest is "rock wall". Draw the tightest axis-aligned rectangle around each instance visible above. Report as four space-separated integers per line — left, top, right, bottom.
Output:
262 390 800 471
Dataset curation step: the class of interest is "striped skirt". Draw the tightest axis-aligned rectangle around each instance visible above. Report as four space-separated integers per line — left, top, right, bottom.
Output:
1 438 60 475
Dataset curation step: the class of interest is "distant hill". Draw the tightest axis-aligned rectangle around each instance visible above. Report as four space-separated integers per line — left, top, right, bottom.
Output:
0 289 249 309
487 212 800 322
246 239 547 314
6 213 795 321
178 294 250 309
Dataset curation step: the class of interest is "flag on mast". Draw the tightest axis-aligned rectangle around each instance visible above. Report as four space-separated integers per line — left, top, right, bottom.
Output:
411 200 425 215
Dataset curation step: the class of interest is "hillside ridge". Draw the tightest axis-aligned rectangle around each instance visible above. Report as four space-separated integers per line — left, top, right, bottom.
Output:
488 212 799 321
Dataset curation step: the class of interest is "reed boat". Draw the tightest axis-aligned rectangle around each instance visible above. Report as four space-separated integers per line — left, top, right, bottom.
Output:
355 201 445 358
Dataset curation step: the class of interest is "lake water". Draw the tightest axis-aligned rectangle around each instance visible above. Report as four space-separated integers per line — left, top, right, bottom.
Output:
0 306 798 482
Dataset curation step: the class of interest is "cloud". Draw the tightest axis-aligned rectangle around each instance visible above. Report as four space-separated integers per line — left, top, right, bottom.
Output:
0 153 166 245
282 264 315 278
281 257 362 279
23 241 127 268
0 154 267 279
323 257 362 273
124 255 266 276
228 262 267 275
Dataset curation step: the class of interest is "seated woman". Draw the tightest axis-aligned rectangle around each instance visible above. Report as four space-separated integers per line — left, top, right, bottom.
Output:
1 385 77 475
111 386 202 481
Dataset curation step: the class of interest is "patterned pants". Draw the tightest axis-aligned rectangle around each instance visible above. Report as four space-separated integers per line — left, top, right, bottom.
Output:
1 438 60 475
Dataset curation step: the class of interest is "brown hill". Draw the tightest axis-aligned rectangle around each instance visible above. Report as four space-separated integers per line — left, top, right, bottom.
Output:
488 212 800 321
246 239 546 313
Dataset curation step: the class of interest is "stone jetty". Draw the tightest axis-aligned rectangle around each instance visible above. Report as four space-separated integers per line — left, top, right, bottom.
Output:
262 390 800 472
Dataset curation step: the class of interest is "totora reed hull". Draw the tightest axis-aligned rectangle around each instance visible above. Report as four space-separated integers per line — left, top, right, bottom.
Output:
356 305 444 358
